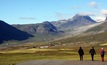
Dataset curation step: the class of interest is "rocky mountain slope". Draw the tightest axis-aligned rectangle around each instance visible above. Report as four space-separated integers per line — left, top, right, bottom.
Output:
0 20 33 44
85 17 107 34
50 17 107 46
52 14 96 31
13 21 61 35
1 14 104 44
12 14 98 42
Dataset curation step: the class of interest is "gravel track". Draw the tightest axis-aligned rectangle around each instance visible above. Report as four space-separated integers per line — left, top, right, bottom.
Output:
17 60 107 65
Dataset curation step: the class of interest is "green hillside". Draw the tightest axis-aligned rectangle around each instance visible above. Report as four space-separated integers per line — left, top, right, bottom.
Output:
50 32 107 47
85 21 107 32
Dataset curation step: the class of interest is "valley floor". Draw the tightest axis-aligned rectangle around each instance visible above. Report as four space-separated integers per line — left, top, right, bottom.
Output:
0 46 107 65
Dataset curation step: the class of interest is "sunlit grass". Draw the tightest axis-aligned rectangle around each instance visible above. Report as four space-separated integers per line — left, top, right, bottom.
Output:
0 53 107 65
0 48 74 53
0 47 107 65
100 43 107 46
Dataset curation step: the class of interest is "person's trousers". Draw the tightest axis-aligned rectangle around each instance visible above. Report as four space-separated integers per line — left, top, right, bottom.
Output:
91 54 94 61
80 55 83 61
101 55 104 62
102 57 104 62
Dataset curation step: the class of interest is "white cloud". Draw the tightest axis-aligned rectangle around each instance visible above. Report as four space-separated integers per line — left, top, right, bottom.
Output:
93 16 105 22
78 12 95 16
89 1 98 8
101 9 107 15
91 9 107 22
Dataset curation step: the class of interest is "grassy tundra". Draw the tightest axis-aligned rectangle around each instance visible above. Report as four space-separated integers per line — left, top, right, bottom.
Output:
0 45 107 65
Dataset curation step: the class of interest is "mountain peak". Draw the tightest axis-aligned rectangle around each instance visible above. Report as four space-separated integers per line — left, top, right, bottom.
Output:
43 21 50 23
72 14 96 23
73 14 90 20
37 21 58 33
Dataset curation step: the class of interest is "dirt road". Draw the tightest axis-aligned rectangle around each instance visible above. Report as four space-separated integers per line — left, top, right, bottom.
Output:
17 60 107 65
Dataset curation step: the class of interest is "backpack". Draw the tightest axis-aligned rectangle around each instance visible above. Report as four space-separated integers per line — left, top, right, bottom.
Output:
90 49 95 54
102 50 105 55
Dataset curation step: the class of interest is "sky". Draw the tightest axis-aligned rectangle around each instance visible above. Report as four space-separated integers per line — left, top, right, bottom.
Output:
0 0 107 24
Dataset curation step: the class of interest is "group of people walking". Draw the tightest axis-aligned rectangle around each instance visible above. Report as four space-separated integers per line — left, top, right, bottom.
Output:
78 47 105 62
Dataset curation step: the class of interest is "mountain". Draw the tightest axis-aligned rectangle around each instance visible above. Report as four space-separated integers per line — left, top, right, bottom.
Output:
50 31 107 47
85 18 107 34
0 20 33 44
13 21 63 42
13 14 96 35
13 21 61 35
52 14 96 31
50 16 107 47
36 21 59 34
65 22 102 37
12 14 97 41
72 14 96 24
50 17 107 47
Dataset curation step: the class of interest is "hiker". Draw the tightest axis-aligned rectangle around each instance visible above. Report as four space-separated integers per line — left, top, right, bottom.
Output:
89 47 96 61
100 48 105 62
78 47 84 61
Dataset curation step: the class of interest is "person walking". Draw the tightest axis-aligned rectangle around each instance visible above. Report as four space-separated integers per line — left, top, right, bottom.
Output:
100 48 105 62
89 47 96 61
78 47 84 61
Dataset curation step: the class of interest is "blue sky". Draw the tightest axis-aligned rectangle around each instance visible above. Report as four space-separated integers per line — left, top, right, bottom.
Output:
0 0 107 24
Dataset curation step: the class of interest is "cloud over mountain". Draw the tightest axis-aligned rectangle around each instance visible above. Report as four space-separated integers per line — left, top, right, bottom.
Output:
89 1 98 8
78 12 95 16
101 9 107 15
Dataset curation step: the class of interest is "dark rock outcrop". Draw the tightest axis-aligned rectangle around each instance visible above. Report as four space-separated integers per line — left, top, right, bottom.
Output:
0 20 33 44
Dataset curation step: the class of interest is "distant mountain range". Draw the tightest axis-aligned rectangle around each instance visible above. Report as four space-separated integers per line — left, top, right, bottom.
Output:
51 16 107 46
13 14 97 35
13 21 61 35
2 14 107 44
51 14 96 31
0 20 33 44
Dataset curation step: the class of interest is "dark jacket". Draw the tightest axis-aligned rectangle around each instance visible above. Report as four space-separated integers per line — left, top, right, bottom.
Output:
78 48 84 56
89 49 96 55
